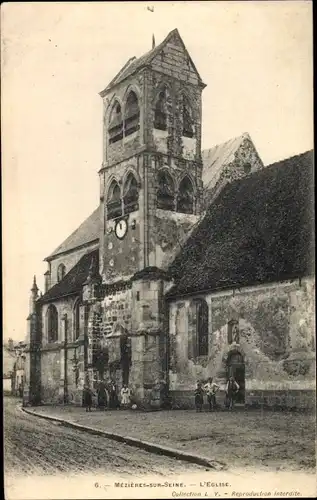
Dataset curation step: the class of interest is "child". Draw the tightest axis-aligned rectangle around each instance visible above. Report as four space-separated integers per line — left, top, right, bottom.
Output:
194 381 204 412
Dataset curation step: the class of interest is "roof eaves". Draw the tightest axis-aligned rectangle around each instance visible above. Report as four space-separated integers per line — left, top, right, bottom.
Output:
39 290 80 304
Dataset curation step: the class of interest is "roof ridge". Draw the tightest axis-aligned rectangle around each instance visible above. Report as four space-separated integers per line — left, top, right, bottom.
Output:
45 206 100 260
202 132 248 155
265 149 313 168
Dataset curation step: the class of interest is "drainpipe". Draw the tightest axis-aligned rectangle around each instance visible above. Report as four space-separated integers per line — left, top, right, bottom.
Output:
63 314 68 404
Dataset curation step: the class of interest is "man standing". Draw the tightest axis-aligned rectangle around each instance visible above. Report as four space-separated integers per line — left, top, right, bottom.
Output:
225 376 239 410
204 377 220 411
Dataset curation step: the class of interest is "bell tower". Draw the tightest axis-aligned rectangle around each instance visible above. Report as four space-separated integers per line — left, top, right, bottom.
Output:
99 29 206 284
98 29 206 404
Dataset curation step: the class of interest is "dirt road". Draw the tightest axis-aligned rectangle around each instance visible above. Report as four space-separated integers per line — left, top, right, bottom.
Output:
4 397 204 477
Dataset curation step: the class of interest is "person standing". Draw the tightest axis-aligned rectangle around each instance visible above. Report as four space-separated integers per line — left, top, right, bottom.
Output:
194 381 204 412
97 380 107 410
83 384 92 412
109 380 120 409
120 384 131 408
204 377 220 411
225 376 239 410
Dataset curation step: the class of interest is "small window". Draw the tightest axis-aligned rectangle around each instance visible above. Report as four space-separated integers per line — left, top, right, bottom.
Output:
57 264 66 283
244 163 251 174
108 102 123 144
177 176 194 214
154 90 167 131
182 96 194 138
106 180 122 220
157 171 175 210
124 91 140 137
46 304 58 343
123 173 139 215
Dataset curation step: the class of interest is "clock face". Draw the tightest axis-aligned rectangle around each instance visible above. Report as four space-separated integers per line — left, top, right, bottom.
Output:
115 219 128 239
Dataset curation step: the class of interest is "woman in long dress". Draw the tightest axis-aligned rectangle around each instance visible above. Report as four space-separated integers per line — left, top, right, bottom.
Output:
120 384 131 408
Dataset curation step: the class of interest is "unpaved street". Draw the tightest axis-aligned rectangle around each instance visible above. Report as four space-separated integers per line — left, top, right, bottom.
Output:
4 397 204 477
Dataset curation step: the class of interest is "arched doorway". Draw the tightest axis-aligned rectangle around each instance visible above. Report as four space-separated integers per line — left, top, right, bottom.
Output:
227 351 245 403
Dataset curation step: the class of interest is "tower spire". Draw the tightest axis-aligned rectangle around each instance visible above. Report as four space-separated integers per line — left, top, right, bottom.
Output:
31 275 38 293
152 34 156 49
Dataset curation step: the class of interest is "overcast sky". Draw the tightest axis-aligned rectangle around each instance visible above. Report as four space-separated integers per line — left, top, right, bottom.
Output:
2 1 313 341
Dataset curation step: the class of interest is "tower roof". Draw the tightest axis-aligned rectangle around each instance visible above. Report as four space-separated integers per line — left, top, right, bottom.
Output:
99 28 205 96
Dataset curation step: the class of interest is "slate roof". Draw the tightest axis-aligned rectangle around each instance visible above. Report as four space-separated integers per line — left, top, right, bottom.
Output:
40 250 99 303
167 150 314 298
45 207 100 261
100 28 204 95
202 133 250 191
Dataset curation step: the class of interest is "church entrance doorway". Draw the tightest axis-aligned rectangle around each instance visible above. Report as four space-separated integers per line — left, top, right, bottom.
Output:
227 352 245 404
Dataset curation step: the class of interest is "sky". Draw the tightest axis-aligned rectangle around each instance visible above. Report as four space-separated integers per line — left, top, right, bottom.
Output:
2 1 313 341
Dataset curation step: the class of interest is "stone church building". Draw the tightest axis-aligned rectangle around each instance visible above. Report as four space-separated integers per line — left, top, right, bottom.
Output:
24 29 315 409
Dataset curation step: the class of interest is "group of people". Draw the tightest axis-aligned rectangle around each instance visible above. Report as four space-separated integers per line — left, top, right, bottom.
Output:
195 376 240 412
83 381 132 412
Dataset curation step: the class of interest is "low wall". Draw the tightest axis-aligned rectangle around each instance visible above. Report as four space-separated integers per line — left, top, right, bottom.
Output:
170 389 316 410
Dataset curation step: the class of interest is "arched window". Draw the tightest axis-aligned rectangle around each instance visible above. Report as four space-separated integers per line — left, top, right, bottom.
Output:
57 264 66 283
157 171 175 210
154 90 167 131
46 304 58 343
124 91 140 137
108 102 123 144
182 96 194 138
228 319 239 345
123 173 139 215
106 180 122 220
73 300 80 341
177 176 194 214
194 299 209 357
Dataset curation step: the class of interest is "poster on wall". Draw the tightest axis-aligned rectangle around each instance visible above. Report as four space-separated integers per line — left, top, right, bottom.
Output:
2 1 315 499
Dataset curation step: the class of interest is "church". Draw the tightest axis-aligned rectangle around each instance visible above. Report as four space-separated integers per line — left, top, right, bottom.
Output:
24 29 315 409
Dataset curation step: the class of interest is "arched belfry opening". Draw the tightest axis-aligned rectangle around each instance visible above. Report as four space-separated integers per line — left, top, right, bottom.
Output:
157 170 175 210
108 101 123 144
154 89 167 131
124 91 140 137
177 176 194 214
182 95 194 138
123 173 139 215
106 180 122 220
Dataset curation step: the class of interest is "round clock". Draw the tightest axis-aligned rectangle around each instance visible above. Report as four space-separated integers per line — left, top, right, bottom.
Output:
115 219 128 239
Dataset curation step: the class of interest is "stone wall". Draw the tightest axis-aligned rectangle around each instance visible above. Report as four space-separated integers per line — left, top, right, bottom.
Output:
168 277 315 408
